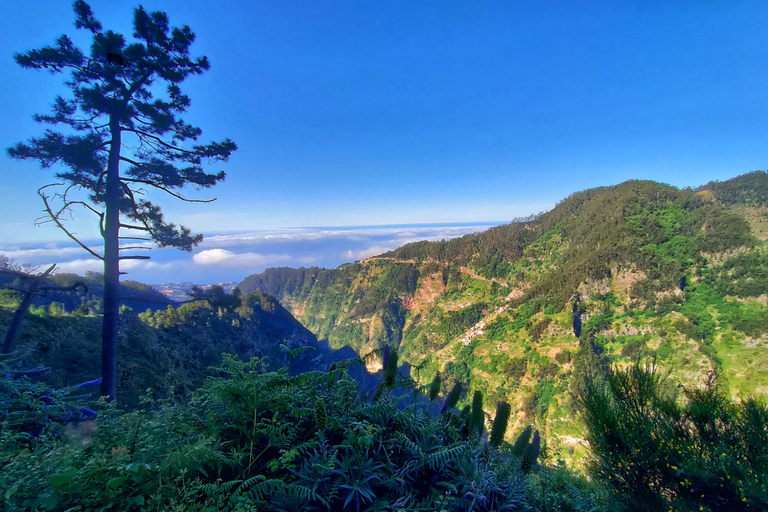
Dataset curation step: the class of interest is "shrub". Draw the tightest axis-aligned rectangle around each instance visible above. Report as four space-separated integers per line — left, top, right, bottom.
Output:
579 363 768 512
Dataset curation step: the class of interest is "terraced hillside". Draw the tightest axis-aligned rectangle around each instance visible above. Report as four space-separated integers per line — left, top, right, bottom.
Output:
239 171 768 463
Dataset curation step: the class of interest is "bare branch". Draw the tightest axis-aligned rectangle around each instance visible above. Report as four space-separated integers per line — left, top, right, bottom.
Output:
0 269 35 280
118 246 151 251
119 255 151 260
37 185 103 260
63 200 103 219
119 223 151 231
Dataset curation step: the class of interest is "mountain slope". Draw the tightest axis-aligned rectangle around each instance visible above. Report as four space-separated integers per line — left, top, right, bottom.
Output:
0 286 349 407
239 172 768 462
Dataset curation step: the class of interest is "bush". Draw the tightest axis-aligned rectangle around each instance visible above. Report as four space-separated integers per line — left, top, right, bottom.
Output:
579 363 768 512
555 349 572 364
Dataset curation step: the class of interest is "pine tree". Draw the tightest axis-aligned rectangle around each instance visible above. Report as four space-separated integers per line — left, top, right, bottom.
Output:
7 1 237 398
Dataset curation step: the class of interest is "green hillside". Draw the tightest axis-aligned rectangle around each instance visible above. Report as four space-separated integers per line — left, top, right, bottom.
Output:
4 172 768 511
239 172 768 463
0 287 326 407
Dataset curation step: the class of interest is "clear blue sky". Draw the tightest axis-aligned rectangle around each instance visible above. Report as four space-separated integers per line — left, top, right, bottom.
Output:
2 1 768 282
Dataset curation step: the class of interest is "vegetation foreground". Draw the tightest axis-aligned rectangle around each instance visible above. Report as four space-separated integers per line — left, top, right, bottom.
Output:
2 343 767 511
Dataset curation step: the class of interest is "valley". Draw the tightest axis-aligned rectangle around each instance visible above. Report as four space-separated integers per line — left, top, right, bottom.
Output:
238 171 768 464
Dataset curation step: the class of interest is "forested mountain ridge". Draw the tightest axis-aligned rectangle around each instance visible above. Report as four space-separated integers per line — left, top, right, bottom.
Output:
0 285 341 407
239 171 768 461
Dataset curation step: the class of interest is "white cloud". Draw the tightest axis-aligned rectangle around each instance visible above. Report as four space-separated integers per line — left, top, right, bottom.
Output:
1 222 502 282
202 224 494 248
120 259 180 272
192 248 292 267
342 245 397 260
0 246 97 263
52 258 103 275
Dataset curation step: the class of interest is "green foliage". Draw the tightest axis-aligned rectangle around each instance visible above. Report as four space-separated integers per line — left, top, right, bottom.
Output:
484 313 514 341
529 316 552 341
705 249 768 298
570 339 610 400
555 349 572 364
701 170 768 207
579 363 768 511
496 355 528 381
655 340 673 361
1 354 556 511
438 302 486 341
510 427 541 474
511 425 534 456
728 302 768 337
582 312 613 338
0 288 318 408
534 378 557 419
620 338 646 361
696 207 755 253
372 345 398 401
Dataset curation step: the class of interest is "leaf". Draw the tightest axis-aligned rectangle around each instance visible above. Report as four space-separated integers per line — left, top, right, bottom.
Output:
107 477 124 490
50 467 77 488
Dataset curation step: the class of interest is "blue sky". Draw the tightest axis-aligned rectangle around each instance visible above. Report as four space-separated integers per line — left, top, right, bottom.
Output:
2 1 768 283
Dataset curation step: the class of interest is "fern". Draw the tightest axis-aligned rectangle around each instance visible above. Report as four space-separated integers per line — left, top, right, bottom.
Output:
242 479 325 508
160 438 232 478
569 483 600 512
355 401 397 427
394 431 423 459
243 478 286 502
425 441 467 471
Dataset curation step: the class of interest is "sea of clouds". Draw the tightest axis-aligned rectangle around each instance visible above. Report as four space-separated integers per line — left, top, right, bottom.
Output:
0 223 500 285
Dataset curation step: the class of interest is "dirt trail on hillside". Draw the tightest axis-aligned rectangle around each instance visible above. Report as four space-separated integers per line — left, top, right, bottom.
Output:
362 257 416 264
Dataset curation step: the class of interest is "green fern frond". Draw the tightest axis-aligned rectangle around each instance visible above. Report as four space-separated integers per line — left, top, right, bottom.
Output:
425 441 466 471
244 478 286 502
160 438 232 478
288 371 327 387
394 432 423 458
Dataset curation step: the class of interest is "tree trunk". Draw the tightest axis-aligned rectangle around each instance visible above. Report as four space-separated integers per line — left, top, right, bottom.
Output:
2 290 35 354
101 117 122 400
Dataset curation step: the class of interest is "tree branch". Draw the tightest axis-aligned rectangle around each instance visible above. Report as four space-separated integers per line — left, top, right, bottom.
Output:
122 128 199 155
37 185 103 260
39 281 88 293
119 223 151 231
118 246 151 251
121 177 216 203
